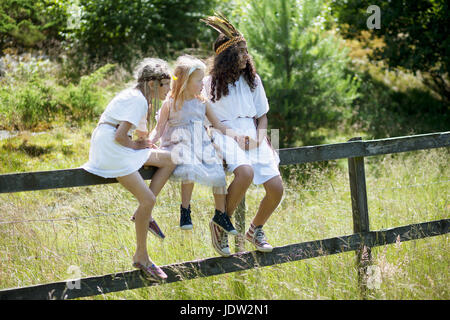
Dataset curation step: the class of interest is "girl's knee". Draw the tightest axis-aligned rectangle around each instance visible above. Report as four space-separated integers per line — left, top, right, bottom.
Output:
140 193 156 210
162 151 177 168
234 165 254 184
267 178 284 200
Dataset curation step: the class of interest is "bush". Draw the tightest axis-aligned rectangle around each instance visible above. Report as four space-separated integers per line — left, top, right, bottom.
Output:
0 56 115 130
0 0 69 55
59 64 116 121
65 0 218 74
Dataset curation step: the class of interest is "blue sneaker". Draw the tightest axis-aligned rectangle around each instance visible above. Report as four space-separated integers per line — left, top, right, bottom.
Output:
211 210 238 235
180 205 193 230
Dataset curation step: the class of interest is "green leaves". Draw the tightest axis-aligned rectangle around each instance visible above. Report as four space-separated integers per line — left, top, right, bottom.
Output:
67 0 217 71
236 0 360 147
331 0 450 103
0 0 70 51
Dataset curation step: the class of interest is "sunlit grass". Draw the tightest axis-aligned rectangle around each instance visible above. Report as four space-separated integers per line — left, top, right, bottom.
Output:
0 126 448 299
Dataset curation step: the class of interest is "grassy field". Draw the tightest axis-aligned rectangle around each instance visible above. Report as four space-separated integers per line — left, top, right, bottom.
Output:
0 124 448 299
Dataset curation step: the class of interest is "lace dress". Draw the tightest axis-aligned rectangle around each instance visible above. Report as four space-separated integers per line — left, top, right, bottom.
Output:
160 98 226 193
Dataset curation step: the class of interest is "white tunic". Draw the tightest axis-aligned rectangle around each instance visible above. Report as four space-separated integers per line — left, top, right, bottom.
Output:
82 88 152 178
202 74 280 185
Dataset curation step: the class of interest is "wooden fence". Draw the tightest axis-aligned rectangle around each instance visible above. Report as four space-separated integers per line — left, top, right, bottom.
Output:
0 131 449 299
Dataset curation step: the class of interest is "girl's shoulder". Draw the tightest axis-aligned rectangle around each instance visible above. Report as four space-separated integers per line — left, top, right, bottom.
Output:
195 95 208 104
114 88 146 105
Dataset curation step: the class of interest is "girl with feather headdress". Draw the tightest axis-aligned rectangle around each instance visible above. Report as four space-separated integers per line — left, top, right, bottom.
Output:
201 13 284 254
149 55 248 257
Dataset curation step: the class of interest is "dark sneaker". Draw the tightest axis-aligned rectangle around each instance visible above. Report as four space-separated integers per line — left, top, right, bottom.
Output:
245 225 273 252
180 205 193 230
211 210 238 235
209 220 231 257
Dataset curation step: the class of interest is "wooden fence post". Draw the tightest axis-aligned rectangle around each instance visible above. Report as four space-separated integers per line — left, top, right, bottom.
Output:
234 197 246 252
233 197 247 298
347 137 372 298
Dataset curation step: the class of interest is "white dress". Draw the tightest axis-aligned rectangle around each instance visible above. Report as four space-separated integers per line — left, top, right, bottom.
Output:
202 74 280 185
82 88 152 178
159 98 227 193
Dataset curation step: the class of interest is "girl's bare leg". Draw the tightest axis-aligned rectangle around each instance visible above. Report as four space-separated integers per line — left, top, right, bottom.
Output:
213 192 226 213
144 149 176 197
225 165 254 216
116 172 156 266
251 175 283 226
181 182 194 209
130 149 175 221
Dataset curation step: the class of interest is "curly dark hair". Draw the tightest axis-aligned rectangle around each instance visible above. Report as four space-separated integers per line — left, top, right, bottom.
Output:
209 34 257 102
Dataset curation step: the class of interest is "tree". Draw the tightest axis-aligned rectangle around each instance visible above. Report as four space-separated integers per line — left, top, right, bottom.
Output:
66 0 218 71
0 0 69 55
235 0 360 147
331 0 450 104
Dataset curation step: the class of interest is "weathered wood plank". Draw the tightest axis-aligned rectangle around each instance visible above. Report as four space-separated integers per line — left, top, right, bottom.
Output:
1 132 448 193
1 218 447 300
0 167 157 194
279 131 450 165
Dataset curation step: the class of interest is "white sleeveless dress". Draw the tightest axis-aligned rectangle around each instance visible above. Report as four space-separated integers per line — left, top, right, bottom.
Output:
82 88 152 178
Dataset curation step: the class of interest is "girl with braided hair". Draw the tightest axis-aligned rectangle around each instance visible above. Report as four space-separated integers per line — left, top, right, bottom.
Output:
201 14 284 254
82 58 175 280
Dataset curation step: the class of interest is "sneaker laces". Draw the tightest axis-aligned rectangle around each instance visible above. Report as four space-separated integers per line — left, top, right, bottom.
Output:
222 213 234 230
254 227 269 245
220 230 229 248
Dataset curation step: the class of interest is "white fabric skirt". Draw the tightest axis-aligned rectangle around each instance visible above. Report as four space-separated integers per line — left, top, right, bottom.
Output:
211 117 280 185
82 125 152 178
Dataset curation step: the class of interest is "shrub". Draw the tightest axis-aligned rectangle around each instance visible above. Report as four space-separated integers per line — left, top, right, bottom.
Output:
0 56 115 129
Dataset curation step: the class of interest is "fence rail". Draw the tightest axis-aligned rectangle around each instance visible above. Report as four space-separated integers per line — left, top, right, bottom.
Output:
1 132 448 194
0 131 449 300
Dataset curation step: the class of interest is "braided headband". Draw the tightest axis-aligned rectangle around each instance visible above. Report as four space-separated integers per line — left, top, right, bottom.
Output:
215 36 246 55
141 74 170 82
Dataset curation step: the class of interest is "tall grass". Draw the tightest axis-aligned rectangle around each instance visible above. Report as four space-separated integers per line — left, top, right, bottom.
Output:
0 126 448 299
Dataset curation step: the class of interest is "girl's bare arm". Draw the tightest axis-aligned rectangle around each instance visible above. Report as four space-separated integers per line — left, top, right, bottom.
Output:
149 101 169 145
115 121 150 150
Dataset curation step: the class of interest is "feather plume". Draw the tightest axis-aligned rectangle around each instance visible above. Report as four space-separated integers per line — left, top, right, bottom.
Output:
200 11 242 39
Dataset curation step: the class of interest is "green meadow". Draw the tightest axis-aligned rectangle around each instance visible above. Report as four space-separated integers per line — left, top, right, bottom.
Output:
0 125 448 299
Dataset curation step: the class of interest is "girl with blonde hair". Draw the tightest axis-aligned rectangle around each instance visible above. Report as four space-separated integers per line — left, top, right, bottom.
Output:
150 55 246 257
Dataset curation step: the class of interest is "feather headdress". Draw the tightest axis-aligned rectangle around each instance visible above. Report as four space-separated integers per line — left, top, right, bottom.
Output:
200 12 246 55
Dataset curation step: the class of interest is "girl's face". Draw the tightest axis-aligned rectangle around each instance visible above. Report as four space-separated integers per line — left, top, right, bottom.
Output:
186 69 204 97
149 79 171 100
236 42 249 70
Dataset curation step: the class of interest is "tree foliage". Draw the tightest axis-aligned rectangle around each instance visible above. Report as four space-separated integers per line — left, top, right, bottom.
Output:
330 0 450 103
0 0 69 54
235 0 360 147
67 0 217 71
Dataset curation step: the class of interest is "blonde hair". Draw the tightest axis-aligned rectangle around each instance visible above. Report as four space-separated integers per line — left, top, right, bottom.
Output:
169 55 206 111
